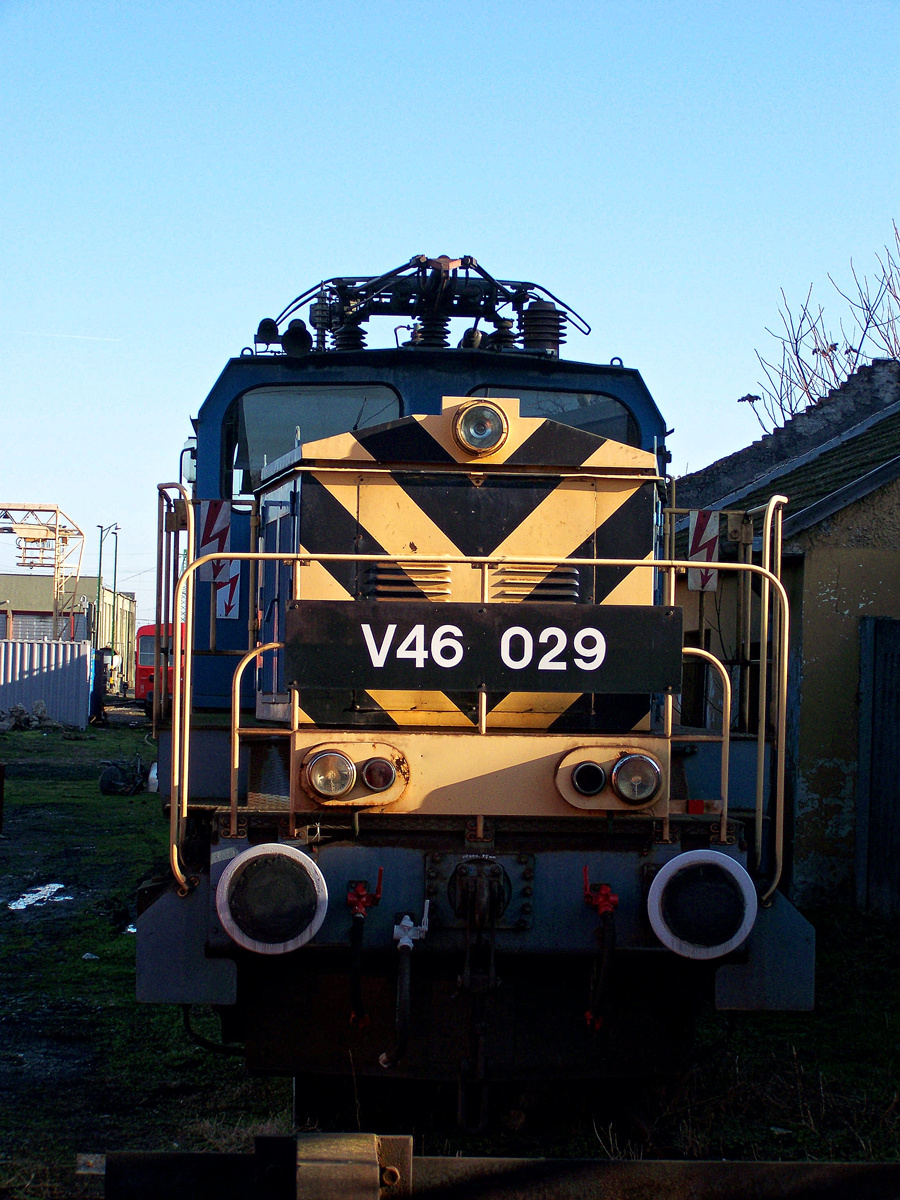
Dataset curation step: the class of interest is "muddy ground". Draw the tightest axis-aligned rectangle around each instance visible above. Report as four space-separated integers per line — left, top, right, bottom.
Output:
0 711 291 1199
2 713 900 1198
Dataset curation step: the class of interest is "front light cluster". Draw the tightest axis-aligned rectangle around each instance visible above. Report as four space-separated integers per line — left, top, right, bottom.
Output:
306 751 356 798
305 750 396 800
570 752 661 806
571 761 607 796
611 754 661 805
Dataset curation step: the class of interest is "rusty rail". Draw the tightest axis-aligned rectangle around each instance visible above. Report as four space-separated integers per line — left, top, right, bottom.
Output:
94 1137 900 1200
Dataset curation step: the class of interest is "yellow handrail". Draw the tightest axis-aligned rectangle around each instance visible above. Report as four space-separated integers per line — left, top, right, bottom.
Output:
158 483 195 894
682 646 733 843
167 549 789 902
229 641 283 836
754 496 787 865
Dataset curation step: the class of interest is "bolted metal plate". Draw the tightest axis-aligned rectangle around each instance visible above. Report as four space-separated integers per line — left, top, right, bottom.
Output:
294 1133 381 1200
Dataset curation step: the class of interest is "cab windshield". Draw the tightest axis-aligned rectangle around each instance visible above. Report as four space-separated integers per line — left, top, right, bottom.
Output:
470 386 639 445
233 384 401 492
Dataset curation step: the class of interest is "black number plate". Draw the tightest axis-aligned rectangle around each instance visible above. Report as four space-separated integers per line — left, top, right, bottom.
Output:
285 601 682 694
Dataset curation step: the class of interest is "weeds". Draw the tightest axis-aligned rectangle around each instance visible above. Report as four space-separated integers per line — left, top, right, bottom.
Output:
591 1117 644 1161
187 1115 292 1154
646 1001 900 1161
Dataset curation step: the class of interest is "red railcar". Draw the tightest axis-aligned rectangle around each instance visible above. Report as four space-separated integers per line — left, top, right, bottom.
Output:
134 624 180 714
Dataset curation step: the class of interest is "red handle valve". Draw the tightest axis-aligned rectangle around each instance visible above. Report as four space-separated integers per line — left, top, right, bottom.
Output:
347 867 384 917
583 866 618 916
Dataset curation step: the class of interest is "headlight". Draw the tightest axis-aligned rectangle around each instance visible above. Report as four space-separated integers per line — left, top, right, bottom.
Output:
306 750 356 798
571 761 606 796
611 753 661 805
647 850 757 960
452 403 508 455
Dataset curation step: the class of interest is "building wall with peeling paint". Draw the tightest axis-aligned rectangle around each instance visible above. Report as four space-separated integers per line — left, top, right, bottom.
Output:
787 477 900 903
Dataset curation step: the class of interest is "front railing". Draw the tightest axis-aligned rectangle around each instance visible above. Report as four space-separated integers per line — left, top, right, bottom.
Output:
157 492 789 904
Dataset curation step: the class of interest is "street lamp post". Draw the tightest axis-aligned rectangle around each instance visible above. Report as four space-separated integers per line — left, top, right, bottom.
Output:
95 523 118 649
111 526 119 663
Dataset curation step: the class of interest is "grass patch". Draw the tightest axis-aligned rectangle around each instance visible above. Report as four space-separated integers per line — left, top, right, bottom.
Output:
1 724 155 785
0 773 292 1199
1 725 150 764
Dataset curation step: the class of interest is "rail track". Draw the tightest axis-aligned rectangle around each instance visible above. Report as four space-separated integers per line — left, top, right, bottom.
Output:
84 1135 900 1199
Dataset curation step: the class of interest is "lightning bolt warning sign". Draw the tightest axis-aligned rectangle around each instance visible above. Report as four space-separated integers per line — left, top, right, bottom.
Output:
198 500 241 619
687 510 720 592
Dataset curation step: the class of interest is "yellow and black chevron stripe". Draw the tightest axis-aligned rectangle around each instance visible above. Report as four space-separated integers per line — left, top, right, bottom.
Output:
292 398 659 733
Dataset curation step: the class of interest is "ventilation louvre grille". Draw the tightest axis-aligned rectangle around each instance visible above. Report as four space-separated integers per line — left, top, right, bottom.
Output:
247 740 291 809
364 562 452 601
491 564 581 602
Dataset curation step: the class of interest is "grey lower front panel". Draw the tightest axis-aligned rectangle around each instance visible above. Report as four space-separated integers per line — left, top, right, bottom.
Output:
715 891 815 1011
136 829 815 1084
137 874 237 1005
208 838 750 954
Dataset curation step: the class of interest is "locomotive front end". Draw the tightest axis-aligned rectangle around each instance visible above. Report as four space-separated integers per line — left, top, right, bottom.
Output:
138 256 814 1103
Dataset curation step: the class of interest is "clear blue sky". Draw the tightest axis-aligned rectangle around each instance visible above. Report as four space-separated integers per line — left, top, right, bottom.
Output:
1 0 898 620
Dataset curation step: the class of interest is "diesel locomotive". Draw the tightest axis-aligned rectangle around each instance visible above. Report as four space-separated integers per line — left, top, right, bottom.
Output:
137 256 814 1109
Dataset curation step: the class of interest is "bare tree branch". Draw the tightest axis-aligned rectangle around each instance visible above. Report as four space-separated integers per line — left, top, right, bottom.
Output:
742 224 900 431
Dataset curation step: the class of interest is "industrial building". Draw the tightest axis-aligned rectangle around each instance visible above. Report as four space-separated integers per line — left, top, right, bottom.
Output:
0 572 136 689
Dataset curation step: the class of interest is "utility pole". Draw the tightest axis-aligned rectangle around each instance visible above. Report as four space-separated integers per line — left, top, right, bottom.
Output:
96 525 104 648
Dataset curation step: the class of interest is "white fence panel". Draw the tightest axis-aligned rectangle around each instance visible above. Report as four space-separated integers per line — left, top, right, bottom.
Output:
0 640 92 729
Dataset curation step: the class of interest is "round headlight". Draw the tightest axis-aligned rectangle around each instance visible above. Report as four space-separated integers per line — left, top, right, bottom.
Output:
611 754 661 805
361 757 396 792
306 750 356 798
452 403 508 455
571 761 607 796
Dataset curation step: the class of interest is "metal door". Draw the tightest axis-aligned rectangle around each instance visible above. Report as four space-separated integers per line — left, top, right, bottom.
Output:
857 617 900 913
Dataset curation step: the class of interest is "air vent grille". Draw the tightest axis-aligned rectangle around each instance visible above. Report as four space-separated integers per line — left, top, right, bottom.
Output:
490 564 581 602
364 562 452 601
